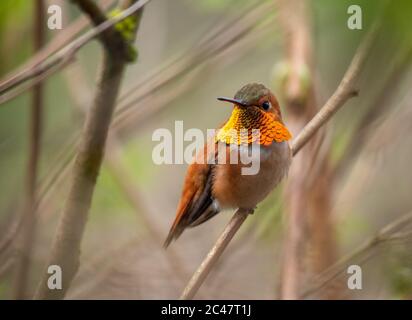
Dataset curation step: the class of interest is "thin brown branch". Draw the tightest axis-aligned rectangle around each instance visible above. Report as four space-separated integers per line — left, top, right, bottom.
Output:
65 237 140 298
180 24 377 300
105 138 191 281
180 209 250 300
276 0 318 300
12 0 46 299
0 0 115 104
334 45 412 175
301 211 412 298
0 0 150 104
0 0 114 92
0 211 23 257
33 0 145 300
73 0 108 27
291 23 378 156
72 0 132 55
0 55 75 106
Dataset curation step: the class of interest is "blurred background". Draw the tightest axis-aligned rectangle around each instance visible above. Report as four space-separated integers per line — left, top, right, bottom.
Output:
1 0 412 299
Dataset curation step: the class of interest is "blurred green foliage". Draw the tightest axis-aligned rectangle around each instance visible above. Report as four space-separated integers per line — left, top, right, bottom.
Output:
0 0 31 74
385 244 412 298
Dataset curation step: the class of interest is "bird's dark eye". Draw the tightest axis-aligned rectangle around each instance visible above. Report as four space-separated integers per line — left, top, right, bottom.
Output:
262 101 270 110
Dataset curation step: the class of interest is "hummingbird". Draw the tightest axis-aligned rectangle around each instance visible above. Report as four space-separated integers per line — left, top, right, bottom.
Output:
164 83 292 247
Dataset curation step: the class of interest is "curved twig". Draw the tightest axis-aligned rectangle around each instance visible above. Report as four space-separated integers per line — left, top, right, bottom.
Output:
301 211 412 298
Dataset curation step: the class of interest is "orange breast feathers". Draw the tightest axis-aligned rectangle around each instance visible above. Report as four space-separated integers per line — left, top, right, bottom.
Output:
215 106 291 146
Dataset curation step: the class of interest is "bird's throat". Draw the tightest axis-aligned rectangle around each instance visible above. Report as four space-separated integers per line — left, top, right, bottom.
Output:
216 106 291 146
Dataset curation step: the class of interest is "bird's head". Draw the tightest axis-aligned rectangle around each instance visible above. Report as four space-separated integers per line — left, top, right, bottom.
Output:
216 83 290 146
217 83 283 121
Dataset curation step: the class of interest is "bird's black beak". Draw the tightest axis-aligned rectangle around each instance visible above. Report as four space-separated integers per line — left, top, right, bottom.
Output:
217 97 248 108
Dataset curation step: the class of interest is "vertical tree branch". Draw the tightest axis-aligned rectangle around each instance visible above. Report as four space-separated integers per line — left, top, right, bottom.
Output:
13 0 45 299
275 0 340 299
275 0 316 299
34 0 145 300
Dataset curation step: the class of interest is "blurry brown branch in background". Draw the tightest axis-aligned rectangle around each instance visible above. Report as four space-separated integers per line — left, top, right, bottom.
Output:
0 0 115 105
65 237 141 298
0 0 150 105
302 210 412 298
334 45 412 176
0 0 114 87
12 0 46 299
179 21 376 300
288 16 379 157
34 0 145 300
106 140 192 280
275 0 340 299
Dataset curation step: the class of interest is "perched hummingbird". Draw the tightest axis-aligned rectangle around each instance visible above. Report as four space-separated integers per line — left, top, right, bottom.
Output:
164 83 292 247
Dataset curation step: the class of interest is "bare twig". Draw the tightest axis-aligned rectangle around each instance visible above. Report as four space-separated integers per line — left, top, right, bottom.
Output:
276 0 319 299
105 139 190 281
180 209 250 300
33 0 145 300
301 211 412 298
12 0 45 299
0 0 114 91
180 24 377 300
0 0 150 104
291 23 378 156
334 45 412 175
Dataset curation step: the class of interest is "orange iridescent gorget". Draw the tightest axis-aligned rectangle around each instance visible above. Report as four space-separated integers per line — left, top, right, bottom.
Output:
215 106 292 146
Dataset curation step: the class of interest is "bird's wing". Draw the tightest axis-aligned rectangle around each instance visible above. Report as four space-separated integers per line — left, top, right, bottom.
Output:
164 140 219 248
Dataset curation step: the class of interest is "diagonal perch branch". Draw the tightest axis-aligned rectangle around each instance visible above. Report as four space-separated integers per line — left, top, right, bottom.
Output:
180 209 250 299
179 24 378 300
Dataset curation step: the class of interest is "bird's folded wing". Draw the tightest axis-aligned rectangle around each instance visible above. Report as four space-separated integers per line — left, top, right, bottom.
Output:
164 140 218 247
